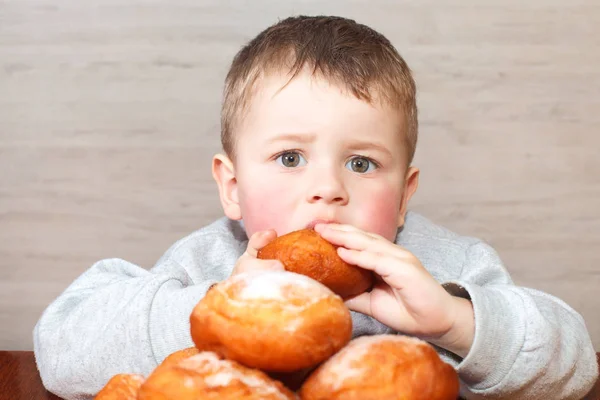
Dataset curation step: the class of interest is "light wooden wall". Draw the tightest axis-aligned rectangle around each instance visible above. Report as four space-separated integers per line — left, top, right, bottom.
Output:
1 0 599 350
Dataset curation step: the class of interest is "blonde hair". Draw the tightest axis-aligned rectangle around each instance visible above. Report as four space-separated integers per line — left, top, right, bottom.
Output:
221 15 418 164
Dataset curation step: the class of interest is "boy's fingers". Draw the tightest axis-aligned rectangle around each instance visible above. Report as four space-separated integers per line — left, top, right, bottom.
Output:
317 227 377 252
246 230 278 257
344 292 372 316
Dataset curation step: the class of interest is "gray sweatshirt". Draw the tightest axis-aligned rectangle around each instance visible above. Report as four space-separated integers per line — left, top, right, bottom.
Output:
33 211 598 400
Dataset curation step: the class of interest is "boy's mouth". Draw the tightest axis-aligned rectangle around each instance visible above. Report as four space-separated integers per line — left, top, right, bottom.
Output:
305 219 336 230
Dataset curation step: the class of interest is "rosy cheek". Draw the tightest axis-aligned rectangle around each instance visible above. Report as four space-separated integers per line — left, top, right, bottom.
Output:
355 185 402 241
238 186 286 237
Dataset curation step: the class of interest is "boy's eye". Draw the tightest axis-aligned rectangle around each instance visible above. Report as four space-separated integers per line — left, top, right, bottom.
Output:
345 156 377 173
276 151 307 168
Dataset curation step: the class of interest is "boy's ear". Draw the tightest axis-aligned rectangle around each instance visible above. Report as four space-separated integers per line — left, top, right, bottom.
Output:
397 166 420 227
212 153 242 221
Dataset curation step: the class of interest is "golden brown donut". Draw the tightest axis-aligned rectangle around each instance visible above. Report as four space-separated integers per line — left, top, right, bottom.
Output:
299 335 460 400
151 347 200 377
94 373 145 400
137 351 297 400
190 270 352 372
257 228 373 298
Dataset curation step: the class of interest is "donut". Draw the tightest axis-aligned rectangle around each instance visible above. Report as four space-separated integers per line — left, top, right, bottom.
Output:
299 335 460 400
95 373 145 400
137 351 297 400
190 270 352 372
257 228 373 298
151 347 200 376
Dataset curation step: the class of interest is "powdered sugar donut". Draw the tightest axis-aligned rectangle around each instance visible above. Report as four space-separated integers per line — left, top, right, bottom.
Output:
150 347 200 377
137 351 296 400
190 270 352 372
299 334 459 400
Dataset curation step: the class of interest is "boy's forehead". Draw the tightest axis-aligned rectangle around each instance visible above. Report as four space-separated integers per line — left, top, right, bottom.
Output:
248 71 400 123
233 72 408 159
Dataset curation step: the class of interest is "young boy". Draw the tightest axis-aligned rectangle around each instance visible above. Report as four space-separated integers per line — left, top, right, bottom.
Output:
34 15 597 399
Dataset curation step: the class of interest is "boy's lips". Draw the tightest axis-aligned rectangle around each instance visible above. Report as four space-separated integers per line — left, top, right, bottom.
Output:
305 219 336 230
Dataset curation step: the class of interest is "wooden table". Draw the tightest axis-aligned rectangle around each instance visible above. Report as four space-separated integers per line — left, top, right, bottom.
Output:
0 351 598 399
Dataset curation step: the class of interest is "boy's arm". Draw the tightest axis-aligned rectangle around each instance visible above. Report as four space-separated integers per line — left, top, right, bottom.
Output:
443 241 598 400
33 257 215 400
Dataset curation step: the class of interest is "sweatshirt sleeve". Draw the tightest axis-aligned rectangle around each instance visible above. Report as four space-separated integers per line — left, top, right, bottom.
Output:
443 241 598 400
32 257 216 400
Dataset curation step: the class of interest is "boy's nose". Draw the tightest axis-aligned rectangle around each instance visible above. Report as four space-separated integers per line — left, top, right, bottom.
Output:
307 174 349 205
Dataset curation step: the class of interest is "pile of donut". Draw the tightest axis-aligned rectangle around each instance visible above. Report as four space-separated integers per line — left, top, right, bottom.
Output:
95 229 460 399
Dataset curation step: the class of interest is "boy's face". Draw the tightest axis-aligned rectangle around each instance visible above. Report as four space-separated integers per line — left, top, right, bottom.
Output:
213 72 419 242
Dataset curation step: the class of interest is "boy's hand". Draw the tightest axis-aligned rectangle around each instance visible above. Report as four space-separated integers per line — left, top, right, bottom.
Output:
231 230 285 276
315 223 475 358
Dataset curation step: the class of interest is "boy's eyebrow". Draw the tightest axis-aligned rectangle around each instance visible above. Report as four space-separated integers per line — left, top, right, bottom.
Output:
268 134 393 157
346 140 393 157
267 133 317 144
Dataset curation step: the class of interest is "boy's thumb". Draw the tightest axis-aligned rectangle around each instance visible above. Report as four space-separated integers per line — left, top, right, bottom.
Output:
268 260 285 271
344 292 371 315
